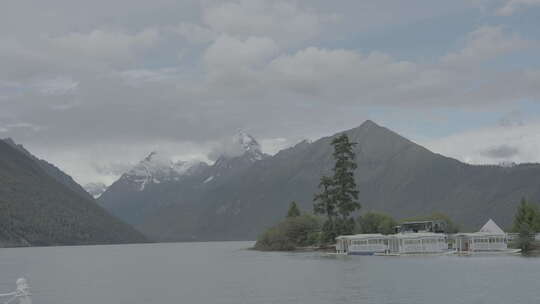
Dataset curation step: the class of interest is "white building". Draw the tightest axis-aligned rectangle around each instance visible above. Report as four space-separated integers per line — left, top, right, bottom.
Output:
453 219 509 253
336 234 389 255
390 233 448 254
336 232 448 255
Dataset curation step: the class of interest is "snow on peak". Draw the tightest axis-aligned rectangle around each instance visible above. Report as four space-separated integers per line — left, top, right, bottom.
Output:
144 151 158 161
498 161 517 168
173 160 207 175
233 130 262 156
209 131 265 162
128 151 172 177
84 182 107 199
124 152 207 191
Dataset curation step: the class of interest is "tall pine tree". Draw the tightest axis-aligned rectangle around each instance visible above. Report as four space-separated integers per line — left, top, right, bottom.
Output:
331 134 360 219
512 197 540 252
313 133 360 242
313 176 336 221
287 201 301 218
513 197 540 232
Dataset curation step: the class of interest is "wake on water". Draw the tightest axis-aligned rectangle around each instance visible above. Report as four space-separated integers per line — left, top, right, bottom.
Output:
0 278 31 304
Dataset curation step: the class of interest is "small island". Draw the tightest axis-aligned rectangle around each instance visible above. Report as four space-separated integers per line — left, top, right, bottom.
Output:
254 134 540 255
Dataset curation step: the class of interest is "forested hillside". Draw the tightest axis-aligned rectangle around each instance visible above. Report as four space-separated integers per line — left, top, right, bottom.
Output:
0 140 147 247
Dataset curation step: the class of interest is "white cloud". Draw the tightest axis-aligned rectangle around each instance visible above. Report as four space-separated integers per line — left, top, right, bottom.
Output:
28 140 212 185
2 122 43 132
202 0 331 44
496 0 540 15
1 1 540 184
260 137 297 155
426 123 540 165
50 28 160 64
116 68 181 86
263 47 472 107
441 25 531 66
33 76 79 96
0 39 59 82
171 22 217 44
204 35 279 68
203 35 279 83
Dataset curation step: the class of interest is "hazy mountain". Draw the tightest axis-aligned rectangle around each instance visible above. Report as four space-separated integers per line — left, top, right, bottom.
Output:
3 138 95 200
0 140 147 247
98 151 210 225
99 131 269 236
84 182 108 199
100 121 540 241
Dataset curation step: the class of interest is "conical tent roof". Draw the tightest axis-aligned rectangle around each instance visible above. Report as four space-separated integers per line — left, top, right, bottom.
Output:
479 219 505 234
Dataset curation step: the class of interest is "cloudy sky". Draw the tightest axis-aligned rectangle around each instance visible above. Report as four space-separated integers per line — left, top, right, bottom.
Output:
1 0 540 185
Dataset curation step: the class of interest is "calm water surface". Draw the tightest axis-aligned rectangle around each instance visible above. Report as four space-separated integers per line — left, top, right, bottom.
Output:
1 241 539 304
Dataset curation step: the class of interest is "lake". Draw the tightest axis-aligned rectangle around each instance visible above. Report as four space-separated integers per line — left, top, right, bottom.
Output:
1 241 539 304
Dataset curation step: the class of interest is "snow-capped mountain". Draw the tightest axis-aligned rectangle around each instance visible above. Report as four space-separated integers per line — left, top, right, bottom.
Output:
102 120 540 242
213 131 267 170
233 131 265 161
121 151 207 191
99 131 268 229
84 182 108 199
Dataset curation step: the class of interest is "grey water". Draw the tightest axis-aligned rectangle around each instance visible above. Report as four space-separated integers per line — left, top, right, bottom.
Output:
1 241 539 304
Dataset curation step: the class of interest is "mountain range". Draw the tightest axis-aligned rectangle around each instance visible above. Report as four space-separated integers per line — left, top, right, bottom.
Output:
98 121 540 241
0 139 147 247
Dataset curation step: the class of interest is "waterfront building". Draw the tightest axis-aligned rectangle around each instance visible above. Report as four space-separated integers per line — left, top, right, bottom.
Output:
389 233 448 254
335 234 389 255
336 232 447 255
453 219 509 253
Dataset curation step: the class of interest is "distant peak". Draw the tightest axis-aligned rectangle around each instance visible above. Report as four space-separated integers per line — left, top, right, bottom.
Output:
360 120 379 128
144 151 158 161
209 131 266 164
2 137 32 156
2 137 16 145
84 182 108 199
2 137 24 149
125 151 208 191
232 131 261 154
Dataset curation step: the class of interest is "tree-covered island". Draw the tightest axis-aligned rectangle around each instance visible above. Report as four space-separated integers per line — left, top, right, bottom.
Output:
254 134 540 253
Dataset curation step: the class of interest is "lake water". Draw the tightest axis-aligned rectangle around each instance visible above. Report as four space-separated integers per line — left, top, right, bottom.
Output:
1 241 539 304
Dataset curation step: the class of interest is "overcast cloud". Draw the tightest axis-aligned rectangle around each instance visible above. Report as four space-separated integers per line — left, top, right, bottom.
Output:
1 0 540 185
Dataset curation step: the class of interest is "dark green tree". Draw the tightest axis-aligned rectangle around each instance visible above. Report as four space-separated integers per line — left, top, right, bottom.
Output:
313 176 336 220
512 197 540 232
313 133 360 241
516 223 535 253
331 134 360 219
314 176 337 243
254 213 323 251
287 201 301 218
357 211 397 235
512 198 540 252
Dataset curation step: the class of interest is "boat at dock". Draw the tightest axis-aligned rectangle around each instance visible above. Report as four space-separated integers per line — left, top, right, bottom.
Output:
335 219 519 257
336 232 449 256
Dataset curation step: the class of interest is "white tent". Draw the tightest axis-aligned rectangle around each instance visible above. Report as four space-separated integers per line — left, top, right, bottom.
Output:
479 219 505 234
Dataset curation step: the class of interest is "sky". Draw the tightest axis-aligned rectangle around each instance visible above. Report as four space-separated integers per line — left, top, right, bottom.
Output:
1 0 540 185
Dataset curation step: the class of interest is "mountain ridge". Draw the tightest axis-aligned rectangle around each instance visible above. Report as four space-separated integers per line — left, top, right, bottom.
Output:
99 121 540 241
3 138 96 200
0 140 147 247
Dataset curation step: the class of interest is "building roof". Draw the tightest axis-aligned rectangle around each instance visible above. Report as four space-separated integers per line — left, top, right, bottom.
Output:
336 232 446 240
402 220 442 224
453 232 505 237
479 219 505 234
393 232 446 239
336 234 386 240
